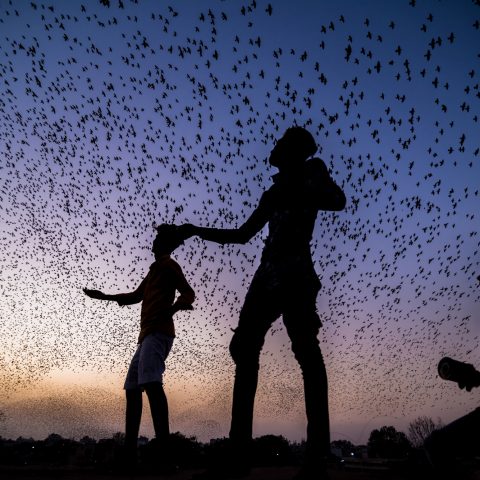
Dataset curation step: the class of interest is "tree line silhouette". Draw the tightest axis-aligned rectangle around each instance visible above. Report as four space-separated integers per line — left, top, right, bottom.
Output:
0 417 466 473
0 432 297 471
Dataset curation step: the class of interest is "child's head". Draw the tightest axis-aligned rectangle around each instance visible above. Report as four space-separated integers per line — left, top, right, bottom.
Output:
152 224 185 256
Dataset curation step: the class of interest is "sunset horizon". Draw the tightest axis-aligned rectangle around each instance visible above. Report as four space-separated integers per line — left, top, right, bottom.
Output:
1 0 479 458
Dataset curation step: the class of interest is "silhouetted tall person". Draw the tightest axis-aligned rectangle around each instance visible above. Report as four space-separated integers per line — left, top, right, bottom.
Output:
84 224 195 471
183 127 346 479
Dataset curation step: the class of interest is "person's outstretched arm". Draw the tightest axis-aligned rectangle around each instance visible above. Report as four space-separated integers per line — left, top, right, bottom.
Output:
182 192 270 245
83 277 147 306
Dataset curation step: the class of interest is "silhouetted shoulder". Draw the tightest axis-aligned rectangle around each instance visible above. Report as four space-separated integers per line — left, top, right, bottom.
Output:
305 157 346 211
305 157 330 180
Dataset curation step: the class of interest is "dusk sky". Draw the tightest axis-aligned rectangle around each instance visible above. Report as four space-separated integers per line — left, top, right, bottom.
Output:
0 0 479 445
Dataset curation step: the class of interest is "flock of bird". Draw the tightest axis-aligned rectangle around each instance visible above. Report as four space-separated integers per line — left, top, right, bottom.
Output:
0 0 479 442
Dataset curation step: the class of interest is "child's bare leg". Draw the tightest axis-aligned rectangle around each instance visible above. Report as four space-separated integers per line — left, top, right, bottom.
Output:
125 388 143 452
144 381 169 442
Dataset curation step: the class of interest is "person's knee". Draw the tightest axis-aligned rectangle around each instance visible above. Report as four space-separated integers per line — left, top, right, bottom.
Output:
143 381 164 396
126 387 142 400
229 328 262 368
291 335 324 369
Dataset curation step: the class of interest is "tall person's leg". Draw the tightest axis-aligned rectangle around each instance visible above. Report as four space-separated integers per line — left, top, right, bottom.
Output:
284 294 330 477
229 327 268 443
229 282 280 467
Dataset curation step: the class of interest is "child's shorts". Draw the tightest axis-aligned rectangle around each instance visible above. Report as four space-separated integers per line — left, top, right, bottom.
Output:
124 331 174 390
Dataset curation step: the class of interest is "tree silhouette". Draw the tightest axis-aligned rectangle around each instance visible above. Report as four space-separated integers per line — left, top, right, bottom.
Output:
111 432 125 445
252 435 295 466
367 425 412 459
408 416 443 448
331 439 355 457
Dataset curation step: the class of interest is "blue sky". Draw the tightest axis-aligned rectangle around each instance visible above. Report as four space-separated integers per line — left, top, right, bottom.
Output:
0 0 479 443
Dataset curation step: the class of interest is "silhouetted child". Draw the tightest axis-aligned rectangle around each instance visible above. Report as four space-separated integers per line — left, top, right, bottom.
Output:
84 224 195 469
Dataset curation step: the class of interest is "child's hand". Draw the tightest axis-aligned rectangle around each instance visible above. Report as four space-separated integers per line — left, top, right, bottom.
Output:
83 288 106 300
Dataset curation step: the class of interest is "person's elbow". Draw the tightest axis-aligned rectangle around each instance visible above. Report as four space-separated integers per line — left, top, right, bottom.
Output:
183 286 195 304
320 190 346 212
234 226 255 244
332 191 347 211
235 234 251 245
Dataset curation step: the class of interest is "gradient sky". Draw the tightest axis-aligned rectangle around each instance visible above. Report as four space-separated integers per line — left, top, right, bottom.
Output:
0 0 479 444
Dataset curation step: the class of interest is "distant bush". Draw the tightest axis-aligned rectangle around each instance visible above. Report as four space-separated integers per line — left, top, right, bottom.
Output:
368 425 412 459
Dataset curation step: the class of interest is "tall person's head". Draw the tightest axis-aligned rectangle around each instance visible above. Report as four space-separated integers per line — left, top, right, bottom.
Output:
269 126 317 172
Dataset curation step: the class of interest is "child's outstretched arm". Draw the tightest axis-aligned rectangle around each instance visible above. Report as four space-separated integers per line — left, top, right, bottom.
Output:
83 277 147 306
83 288 109 301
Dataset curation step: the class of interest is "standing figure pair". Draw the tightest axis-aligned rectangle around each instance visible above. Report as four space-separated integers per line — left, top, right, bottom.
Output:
84 126 345 480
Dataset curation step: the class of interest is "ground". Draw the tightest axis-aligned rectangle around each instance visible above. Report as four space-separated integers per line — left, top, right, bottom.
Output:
1 466 480 480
